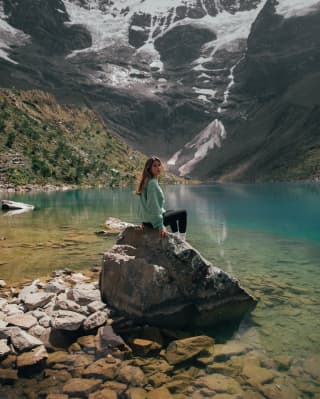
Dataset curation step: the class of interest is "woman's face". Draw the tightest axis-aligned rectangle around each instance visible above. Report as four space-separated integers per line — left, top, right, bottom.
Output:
150 160 162 177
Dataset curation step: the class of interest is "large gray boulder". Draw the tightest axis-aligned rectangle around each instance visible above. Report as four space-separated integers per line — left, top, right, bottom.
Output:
100 226 256 328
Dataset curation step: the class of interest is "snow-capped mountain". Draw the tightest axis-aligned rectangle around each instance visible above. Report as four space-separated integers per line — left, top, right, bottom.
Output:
1 0 319 181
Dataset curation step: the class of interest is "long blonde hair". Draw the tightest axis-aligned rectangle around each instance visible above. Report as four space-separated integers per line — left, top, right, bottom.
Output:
136 156 163 195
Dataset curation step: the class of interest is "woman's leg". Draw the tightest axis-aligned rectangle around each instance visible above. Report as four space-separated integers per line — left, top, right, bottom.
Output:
163 210 187 233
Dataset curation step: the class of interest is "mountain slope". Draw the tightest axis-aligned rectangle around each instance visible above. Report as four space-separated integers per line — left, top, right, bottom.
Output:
187 0 320 182
0 0 319 182
0 88 147 187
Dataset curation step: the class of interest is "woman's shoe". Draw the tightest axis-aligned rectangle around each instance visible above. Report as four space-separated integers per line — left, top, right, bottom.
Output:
179 233 186 241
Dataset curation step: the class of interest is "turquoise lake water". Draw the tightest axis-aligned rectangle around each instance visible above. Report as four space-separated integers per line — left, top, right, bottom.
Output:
1 183 320 366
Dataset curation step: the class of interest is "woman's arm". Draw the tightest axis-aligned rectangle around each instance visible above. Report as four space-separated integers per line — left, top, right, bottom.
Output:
146 180 165 230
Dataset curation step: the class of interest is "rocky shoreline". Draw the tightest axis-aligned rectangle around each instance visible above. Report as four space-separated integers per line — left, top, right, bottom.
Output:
0 221 319 399
0 271 319 399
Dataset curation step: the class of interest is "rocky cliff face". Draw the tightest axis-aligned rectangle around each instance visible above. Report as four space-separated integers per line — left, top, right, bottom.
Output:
190 0 320 181
0 0 319 181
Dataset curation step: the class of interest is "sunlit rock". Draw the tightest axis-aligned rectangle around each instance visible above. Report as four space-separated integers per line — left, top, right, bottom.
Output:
100 225 256 328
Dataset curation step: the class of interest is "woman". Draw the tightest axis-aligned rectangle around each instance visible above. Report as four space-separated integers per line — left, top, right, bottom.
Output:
136 156 187 240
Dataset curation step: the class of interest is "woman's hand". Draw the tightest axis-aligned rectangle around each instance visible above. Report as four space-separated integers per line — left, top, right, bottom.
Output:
159 227 168 240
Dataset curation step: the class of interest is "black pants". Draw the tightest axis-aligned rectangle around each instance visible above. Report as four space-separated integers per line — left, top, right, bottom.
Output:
163 209 187 233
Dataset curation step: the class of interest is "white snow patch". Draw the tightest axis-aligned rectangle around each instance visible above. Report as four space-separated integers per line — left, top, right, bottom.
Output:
56 8 66 14
198 95 210 103
0 4 30 64
131 25 145 32
167 149 182 166
178 119 227 175
276 0 320 19
191 2 267 69
192 86 217 98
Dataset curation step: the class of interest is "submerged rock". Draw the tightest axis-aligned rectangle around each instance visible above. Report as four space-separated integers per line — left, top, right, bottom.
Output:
100 226 256 328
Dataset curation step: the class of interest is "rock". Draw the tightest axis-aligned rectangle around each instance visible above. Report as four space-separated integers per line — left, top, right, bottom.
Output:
23 292 55 310
103 217 134 232
82 359 118 380
0 320 8 329
16 345 48 368
165 336 214 365
100 226 256 328
83 311 107 331
2 326 43 351
1 200 34 210
47 395 69 399
195 374 243 395
39 315 51 328
51 310 86 331
1 354 17 368
32 309 46 319
147 388 173 399
274 355 292 370
5 314 38 330
4 303 24 317
0 279 6 288
88 389 118 399
126 387 148 399
44 280 65 294
101 381 127 396
47 351 77 366
95 325 127 356
63 378 103 396
213 341 252 361
18 280 40 301
0 368 18 383
118 365 145 386
68 285 101 305
55 296 82 312
242 364 277 387
131 338 161 356
303 355 320 379
70 273 90 284
77 335 96 353
88 301 107 314
0 339 11 357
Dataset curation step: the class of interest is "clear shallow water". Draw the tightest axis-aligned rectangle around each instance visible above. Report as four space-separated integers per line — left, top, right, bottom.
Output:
1 183 320 365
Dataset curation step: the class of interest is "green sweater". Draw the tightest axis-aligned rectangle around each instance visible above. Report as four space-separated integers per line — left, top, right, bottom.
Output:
139 178 165 230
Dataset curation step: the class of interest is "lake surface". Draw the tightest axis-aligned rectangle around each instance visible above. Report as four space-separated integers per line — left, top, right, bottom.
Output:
1 183 320 396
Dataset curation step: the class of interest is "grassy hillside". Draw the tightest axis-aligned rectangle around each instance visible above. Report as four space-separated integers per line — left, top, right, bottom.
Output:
0 88 151 188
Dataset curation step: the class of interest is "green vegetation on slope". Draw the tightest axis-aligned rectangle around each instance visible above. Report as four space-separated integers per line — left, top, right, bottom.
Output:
0 88 149 187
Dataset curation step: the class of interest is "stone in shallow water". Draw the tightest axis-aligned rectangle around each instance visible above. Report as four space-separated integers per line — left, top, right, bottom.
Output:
118 365 145 386
242 363 278 387
62 378 103 396
165 336 214 365
0 368 18 382
213 341 252 361
81 358 118 380
131 338 162 356
303 355 320 379
195 374 243 395
5 314 38 330
88 389 118 399
51 310 86 331
126 387 148 399
16 345 48 368
147 387 173 399
47 351 76 366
